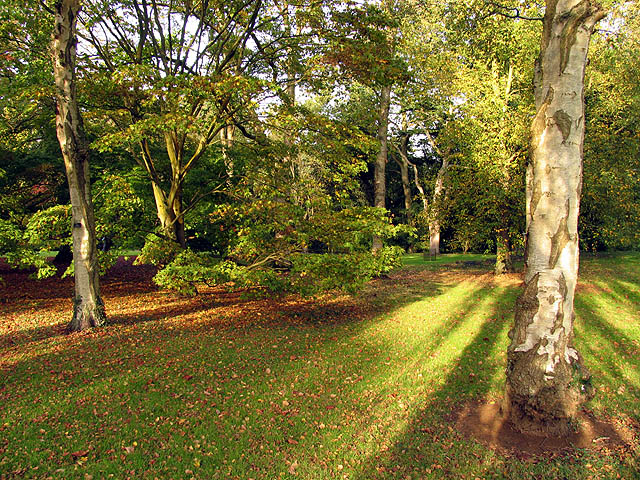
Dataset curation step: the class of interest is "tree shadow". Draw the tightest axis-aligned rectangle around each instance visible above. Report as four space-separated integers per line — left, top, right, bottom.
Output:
0 269 484 477
348 278 640 479
0 268 460 387
0 262 457 355
574 293 640 398
351 290 517 479
3 258 638 477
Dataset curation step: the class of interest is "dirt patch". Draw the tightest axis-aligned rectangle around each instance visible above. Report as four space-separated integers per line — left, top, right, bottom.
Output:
454 400 639 459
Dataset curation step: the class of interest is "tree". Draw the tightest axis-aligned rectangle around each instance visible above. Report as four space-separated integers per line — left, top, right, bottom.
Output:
504 0 604 435
440 59 530 271
387 0 474 257
391 116 413 227
408 0 540 264
372 83 391 251
323 2 406 251
52 0 106 331
0 0 66 223
581 1 640 251
80 0 268 248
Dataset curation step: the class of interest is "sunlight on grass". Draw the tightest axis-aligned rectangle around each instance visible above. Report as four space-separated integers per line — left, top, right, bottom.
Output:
1 253 639 479
402 253 493 267
574 262 640 417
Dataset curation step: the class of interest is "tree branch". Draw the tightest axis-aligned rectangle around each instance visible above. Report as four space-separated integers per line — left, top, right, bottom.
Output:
485 1 543 21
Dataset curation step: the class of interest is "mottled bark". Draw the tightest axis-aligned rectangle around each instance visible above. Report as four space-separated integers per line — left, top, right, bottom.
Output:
504 0 604 435
52 0 106 331
372 84 391 252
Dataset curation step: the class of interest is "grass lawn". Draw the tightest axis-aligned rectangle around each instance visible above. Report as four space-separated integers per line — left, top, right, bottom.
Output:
1 253 639 479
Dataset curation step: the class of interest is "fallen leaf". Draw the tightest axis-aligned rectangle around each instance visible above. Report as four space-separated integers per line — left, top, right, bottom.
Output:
71 449 90 458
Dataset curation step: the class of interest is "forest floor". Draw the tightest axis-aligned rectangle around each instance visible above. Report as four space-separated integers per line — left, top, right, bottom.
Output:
1 252 639 479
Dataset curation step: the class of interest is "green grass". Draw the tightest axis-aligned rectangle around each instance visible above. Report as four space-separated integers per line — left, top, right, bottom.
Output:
1 253 639 479
402 252 493 267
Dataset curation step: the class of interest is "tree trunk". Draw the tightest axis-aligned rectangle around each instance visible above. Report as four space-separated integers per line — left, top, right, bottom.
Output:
495 229 514 275
220 123 235 180
425 130 449 257
406 155 430 258
52 0 106 331
399 133 413 226
372 84 391 252
151 180 186 248
393 133 414 251
504 0 604 436
428 222 440 257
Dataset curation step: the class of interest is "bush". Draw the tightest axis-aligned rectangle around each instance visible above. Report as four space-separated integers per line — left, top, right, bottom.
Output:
136 234 182 267
153 246 404 297
152 250 236 295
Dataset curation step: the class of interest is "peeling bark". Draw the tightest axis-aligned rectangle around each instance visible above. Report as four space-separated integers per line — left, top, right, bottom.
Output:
52 0 106 331
504 0 603 435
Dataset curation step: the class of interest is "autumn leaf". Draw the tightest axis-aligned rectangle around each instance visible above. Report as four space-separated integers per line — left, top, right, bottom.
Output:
70 449 90 458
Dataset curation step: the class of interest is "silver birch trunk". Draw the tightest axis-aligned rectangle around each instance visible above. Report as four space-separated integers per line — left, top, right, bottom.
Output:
372 84 391 252
52 0 106 331
504 0 604 435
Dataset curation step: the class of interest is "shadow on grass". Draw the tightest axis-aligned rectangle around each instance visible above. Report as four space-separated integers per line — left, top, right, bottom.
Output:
351 287 517 480
0 268 453 383
605 277 640 308
0 269 492 478
0 262 451 353
2 255 638 479
347 270 640 479
575 294 640 398
0 258 156 315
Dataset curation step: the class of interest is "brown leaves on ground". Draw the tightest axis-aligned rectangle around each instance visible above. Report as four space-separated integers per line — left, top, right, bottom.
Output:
0 257 493 360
